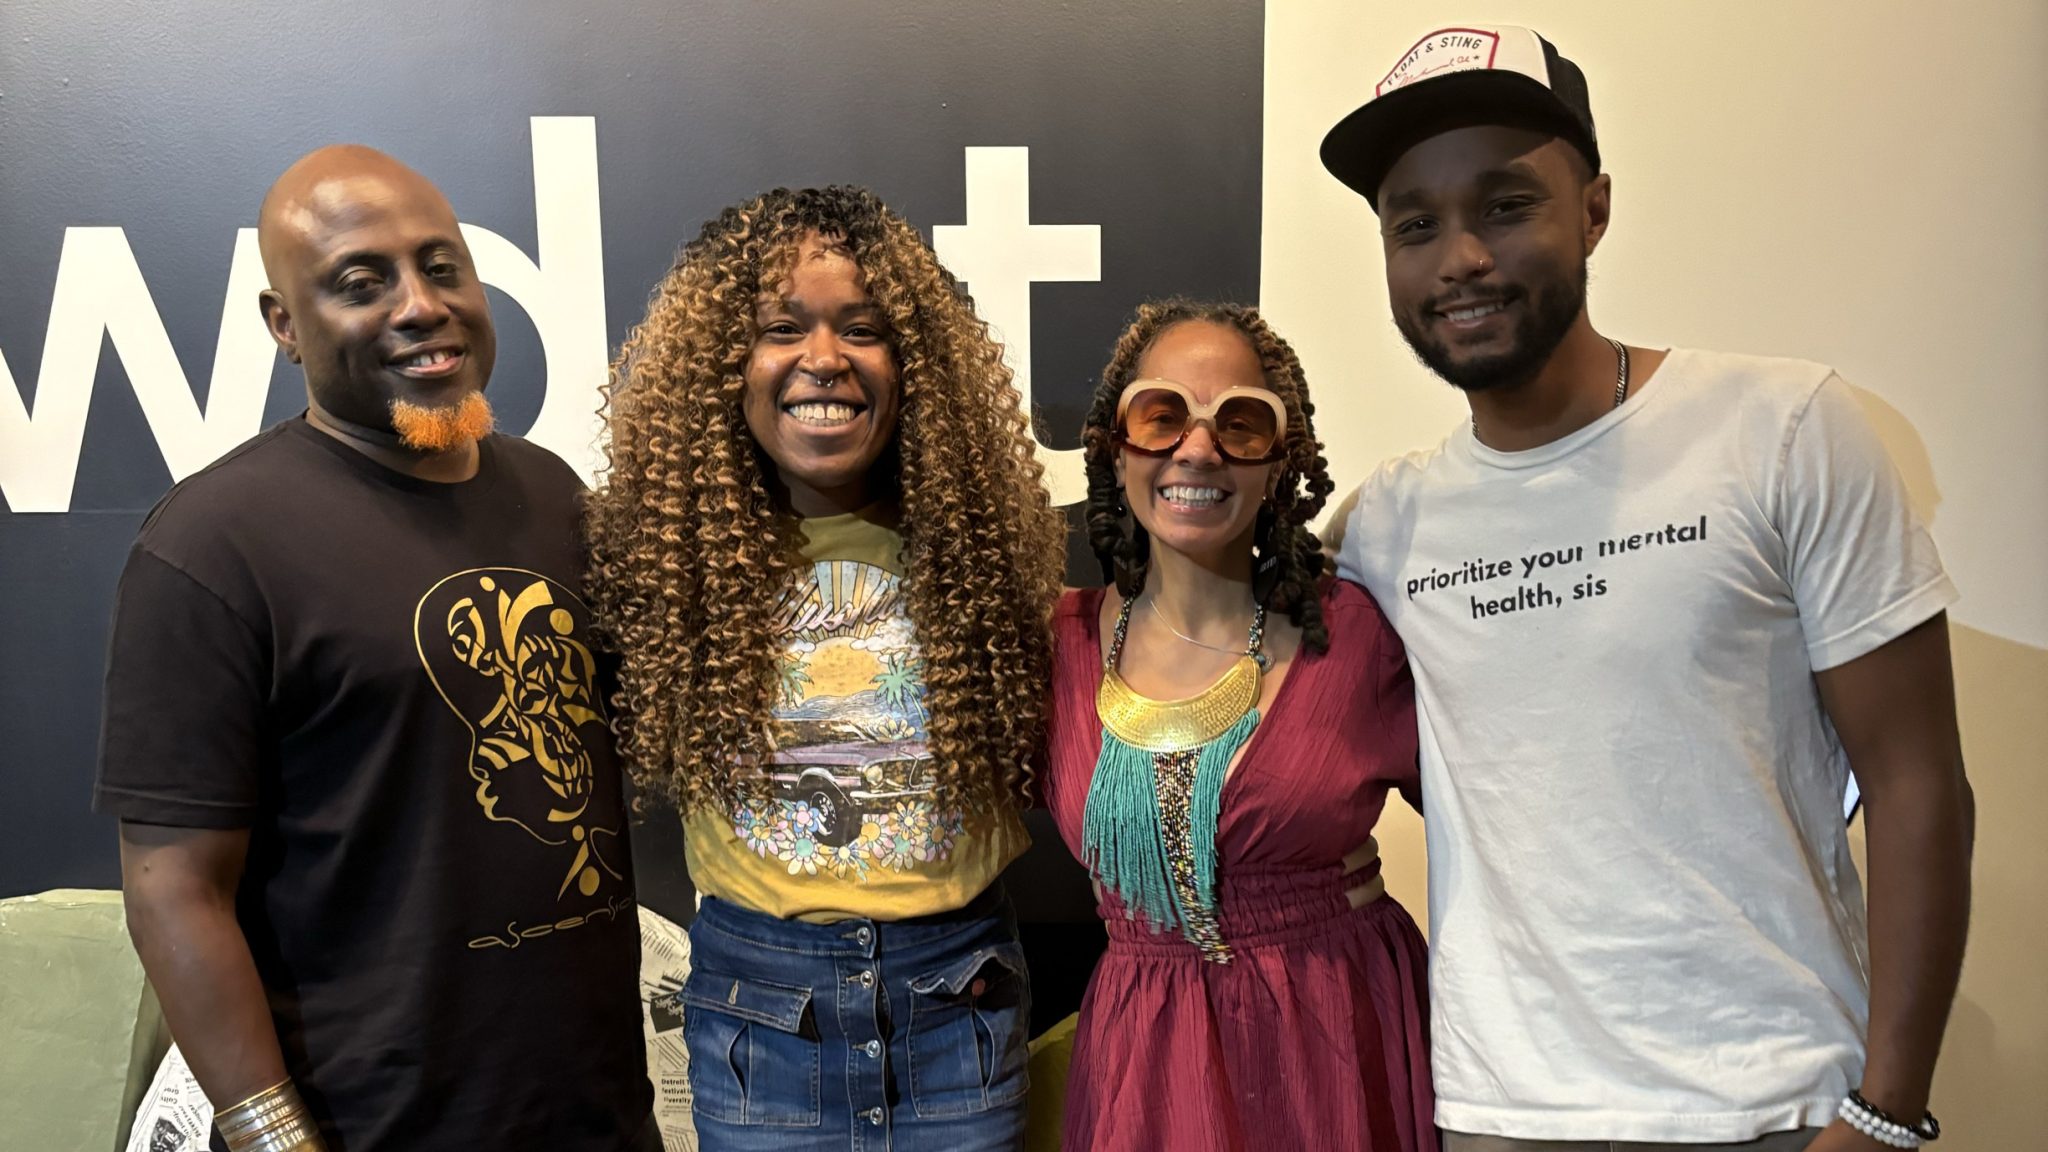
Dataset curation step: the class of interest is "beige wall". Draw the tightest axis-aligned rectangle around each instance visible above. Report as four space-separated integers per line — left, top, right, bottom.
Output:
1261 2 2048 1147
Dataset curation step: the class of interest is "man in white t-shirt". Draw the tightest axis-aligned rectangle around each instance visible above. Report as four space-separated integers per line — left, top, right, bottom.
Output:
1318 25 1974 1152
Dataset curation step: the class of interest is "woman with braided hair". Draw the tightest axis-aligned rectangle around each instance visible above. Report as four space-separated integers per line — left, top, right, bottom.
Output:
586 186 1063 1151
1038 301 1435 1151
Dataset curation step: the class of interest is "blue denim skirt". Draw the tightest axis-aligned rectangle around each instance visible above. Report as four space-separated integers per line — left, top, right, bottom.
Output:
681 885 1030 1152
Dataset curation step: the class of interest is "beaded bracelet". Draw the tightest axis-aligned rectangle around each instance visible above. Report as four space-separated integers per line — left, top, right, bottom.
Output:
1839 1090 1940 1149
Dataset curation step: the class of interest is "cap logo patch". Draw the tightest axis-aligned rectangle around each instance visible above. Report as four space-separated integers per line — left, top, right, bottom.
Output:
1378 28 1502 97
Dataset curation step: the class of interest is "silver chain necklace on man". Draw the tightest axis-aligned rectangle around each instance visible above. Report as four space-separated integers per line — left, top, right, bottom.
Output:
1471 336 1630 441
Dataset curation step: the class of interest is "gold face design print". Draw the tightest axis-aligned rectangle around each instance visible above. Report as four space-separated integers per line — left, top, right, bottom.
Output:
416 568 624 902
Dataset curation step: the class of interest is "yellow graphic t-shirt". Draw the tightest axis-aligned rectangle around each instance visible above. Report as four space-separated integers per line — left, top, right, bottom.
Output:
683 505 1028 922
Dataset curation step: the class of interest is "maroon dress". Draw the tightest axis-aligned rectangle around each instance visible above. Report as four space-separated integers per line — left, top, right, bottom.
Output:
1042 579 1435 1152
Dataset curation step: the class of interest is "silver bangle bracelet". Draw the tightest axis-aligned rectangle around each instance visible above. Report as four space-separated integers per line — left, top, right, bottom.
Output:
215 1080 326 1152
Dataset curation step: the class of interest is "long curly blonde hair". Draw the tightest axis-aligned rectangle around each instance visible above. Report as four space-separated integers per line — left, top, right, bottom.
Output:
587 186 1065 814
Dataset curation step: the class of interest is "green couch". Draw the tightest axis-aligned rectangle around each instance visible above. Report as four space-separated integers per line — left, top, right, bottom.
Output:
0 890 167 1152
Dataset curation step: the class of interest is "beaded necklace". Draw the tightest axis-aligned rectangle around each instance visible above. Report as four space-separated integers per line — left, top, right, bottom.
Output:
1080 594 1266 964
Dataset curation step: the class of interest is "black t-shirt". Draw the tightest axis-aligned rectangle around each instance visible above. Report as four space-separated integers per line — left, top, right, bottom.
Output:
95 417 650 1151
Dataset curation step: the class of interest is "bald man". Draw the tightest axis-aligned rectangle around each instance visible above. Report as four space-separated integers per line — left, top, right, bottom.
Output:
95 147 656 1152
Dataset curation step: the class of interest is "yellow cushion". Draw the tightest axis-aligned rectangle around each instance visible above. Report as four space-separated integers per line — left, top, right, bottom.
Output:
1025 1012 1079 1151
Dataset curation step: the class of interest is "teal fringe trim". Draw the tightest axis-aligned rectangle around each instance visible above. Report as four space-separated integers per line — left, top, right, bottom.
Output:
1081 709 1260 934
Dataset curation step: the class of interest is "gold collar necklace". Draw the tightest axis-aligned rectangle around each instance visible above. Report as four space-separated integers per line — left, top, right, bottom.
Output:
1096 593 1267 753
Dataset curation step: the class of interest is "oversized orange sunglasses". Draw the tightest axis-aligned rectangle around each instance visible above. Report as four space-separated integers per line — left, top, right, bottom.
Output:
1114 378 1288 464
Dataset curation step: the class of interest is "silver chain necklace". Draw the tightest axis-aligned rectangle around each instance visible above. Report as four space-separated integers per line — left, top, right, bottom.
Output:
1472 337 1630 439
1146 594 1260 658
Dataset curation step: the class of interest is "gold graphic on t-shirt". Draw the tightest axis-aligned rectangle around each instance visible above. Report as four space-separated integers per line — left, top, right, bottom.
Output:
416 568 623 902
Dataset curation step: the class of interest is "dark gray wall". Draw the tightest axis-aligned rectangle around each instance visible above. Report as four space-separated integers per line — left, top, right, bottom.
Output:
0 1 1264 908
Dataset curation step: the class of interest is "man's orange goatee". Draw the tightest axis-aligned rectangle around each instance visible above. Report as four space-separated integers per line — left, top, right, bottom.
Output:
390 392 495 453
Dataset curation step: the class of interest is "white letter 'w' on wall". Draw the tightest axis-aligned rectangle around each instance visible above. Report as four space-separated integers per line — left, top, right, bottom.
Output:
0 229 274 513
0 116 607 513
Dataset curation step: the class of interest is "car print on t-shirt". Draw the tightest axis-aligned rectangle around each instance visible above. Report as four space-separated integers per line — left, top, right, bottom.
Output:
730 557 964 881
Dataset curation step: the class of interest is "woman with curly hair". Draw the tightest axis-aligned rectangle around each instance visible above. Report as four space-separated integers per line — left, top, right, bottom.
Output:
1038 301 1434 1151
586 185 1063 1151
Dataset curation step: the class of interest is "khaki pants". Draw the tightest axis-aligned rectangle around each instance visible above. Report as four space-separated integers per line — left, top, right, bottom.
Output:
1443 1129 1821 1152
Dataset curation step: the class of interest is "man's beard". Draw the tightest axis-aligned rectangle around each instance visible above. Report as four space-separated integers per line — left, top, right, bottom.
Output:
1395 257 1587 393
390 392 495 452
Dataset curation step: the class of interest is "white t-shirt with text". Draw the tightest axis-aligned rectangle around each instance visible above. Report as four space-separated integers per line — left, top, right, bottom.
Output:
1334 348 1955 1142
